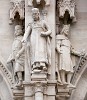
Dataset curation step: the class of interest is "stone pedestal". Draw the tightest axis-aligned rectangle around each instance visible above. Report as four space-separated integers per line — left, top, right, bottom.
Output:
34 83 44 100
31 72 47 81
56 84 73 100
23 81 47 100
46 80 57 100
23 81 33 100
12 88 24 100
57 88 70 99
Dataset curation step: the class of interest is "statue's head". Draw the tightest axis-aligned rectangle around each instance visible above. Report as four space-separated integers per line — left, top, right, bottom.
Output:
14 25 23 36
61 24 70 36
32 8 40 21
63 0 71 2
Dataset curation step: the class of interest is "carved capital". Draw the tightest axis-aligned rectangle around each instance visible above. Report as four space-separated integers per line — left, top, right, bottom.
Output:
34 82 44 93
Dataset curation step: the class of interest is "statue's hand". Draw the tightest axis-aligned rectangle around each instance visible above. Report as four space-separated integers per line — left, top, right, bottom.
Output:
7 59 11 64
7 58 15 64
80 50 86 56
21 39 26 43
16 54 20 59
7 55 15 64
41 32 47 37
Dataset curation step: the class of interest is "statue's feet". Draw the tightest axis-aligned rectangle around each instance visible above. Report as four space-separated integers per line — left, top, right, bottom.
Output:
57 80 63 85
43 66 47 71
15 81 22 87
32 69 42 73
62 81 68 85
11 85 16 89
60 81 68 88
67 83 76 89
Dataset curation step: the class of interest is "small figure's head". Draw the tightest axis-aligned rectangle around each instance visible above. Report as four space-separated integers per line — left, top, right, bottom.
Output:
14 25 23 36
32 8 40 21
61 24 70 36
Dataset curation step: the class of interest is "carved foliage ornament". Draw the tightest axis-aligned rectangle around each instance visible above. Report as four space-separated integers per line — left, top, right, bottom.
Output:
9 0 25 24
28 0 50 6
58 0 75 18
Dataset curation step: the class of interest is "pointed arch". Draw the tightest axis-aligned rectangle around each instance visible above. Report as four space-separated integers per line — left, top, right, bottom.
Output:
70 60 87 100
0 56 13 100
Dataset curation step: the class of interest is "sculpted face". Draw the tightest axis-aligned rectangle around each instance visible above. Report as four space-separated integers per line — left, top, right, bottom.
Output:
32 12 39 21
14 25 23 36
64 27 69 35
32 8 40 21
62 25 70 36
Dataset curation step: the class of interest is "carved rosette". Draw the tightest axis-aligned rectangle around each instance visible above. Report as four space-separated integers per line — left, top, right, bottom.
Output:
58 0 75 18
9 0 25 24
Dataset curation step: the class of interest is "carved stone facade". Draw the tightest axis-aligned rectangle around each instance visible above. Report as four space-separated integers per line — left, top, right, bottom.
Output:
0 0 87 100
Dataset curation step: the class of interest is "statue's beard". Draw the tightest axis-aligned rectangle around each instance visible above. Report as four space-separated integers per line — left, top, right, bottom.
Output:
33 17 39 21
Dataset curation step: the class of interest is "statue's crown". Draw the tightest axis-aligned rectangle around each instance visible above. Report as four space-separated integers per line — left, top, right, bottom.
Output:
32 8 39 13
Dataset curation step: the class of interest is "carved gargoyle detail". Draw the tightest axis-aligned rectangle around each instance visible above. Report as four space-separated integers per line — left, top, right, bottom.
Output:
28 0 50 6
9 0 25 24
58 0 75 19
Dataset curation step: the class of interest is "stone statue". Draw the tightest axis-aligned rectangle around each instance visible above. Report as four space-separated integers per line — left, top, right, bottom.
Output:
56 25 75 88
7 25 25 87
22 8 51 73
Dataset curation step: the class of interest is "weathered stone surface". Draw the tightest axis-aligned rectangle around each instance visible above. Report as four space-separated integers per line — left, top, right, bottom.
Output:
0 0 87 100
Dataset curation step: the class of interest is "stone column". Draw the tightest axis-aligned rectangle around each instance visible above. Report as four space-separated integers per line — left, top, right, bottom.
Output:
24 43 32 100
34 83 43 100
24 1 33 99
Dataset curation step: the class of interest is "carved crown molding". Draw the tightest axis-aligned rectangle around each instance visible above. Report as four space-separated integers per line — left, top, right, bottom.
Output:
9 0 25 24
58 0 75 18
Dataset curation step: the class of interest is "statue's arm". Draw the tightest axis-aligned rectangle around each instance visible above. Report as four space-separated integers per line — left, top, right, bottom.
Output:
45 21 52 35
7 53 15 63
71 47 81 57
56 40 61 53
41 20 52 36
17 43 25 56
22 25 31 42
